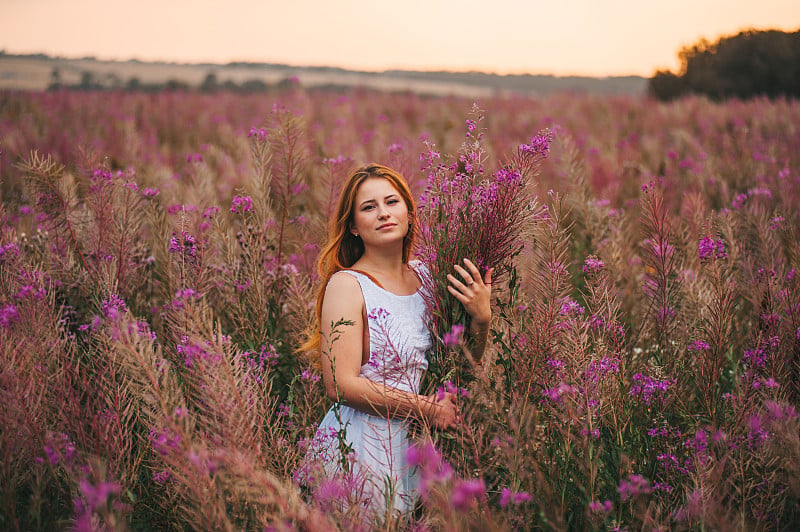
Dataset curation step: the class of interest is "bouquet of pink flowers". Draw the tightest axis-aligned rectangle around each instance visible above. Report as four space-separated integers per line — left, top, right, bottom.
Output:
417 107 552 386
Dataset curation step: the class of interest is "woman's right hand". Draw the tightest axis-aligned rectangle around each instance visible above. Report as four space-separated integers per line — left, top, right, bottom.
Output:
427 391 459 430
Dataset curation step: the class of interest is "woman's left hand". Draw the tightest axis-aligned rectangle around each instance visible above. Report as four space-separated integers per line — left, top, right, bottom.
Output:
446 258 493 326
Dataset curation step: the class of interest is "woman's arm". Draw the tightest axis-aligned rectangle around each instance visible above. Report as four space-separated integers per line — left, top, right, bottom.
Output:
320 272 458 429
446 258 493 361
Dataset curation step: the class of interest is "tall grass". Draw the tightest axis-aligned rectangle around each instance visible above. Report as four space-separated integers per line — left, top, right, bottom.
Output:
1 87 799 530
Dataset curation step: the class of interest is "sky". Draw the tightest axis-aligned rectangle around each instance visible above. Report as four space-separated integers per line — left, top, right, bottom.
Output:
1 0 799 77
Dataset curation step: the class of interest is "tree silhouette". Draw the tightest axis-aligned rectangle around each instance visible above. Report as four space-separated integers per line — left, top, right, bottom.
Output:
649 29 800 101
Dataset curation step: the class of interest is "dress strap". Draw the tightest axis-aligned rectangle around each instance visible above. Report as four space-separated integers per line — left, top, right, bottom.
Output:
341 262 425 292
346 269 386 289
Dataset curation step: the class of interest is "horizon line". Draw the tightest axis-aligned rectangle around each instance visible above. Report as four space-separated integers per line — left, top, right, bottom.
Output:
0 49 657 80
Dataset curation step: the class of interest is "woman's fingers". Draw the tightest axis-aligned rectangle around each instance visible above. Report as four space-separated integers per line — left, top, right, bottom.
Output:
454 258 483 286
453 264 475 287
446 259 493 325
446 272 471 293
446 283 469 305
451 259 486 290
461 258 482 283
447 260 491 303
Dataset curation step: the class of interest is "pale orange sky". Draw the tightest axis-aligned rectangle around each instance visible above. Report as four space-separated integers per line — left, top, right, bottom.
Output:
2 0 799 76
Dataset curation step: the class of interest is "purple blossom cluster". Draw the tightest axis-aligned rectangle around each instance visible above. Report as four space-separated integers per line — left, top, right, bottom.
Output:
247 126 268 141
40 431 77 466
585 355 620 382
629 373 673 406
588 499 613 513
87 167 137 193
647 424 682 438
747 414 772 449
645 237 676 261
582 255 604 274
587 314 604 330
322 154 353 167
177 335 221 368
559 297 585 316
152 469 171 484
751 376 779 390
656 306 676 324
78 478 120 512
518 130 553 158
0 241 21 263
149 426 182 456
238 344 279 381
580 427 601 438
230 194 253 214
0 303 20 328
442 323 465 346
617 474 651 501
494 167 523 186
300 368 321 383
731 187 773 209
312 477 350 508
769 215 785 230
656 453 691 475
742 347 767 369
764 400 799 421
688 339 710 351
464 118 478 138
406 442 453 498
499 487 532 507
406 442 486 511
172 288 202 309
755 267 778 282
14 284 46 301
451 478 486 510
168 230 198 258
541 382 578 403
202 206 220 219
101 294 128 321
698 235 727 261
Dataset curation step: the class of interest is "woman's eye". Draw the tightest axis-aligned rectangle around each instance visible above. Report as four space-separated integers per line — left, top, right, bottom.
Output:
362 205 374 211
387 199 399 205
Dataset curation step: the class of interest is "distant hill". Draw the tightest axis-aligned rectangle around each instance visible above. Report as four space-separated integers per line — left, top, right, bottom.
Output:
0 52 648 96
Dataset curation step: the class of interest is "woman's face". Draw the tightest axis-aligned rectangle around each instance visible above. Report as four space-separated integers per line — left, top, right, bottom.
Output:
351 177 410 249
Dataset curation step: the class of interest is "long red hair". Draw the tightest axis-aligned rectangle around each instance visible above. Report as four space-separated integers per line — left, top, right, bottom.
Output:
301 163 418 355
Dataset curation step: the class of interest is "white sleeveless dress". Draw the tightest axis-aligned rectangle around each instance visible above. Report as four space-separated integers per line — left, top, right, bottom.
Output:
302 260 431 514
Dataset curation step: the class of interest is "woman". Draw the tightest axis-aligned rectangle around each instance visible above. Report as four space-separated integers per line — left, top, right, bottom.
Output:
302 163 492 514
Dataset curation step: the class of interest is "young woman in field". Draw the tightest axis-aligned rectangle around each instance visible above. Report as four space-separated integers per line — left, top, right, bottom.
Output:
301 163 493 514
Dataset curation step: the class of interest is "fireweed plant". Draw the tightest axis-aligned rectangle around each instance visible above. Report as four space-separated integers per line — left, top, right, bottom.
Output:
0 88 799 530
417 106 553 388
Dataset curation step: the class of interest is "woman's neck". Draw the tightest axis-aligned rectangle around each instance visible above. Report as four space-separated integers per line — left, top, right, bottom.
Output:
353 248 407 279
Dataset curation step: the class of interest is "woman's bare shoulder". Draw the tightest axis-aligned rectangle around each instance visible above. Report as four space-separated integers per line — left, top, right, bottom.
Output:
322 271 364 315
326 270 361 292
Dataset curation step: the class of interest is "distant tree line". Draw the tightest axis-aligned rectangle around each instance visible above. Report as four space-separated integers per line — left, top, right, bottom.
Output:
649 29 800 101
47 69 297 93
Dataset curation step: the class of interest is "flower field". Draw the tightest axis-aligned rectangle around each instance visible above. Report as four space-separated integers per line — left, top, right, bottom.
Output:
1 87 799 531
